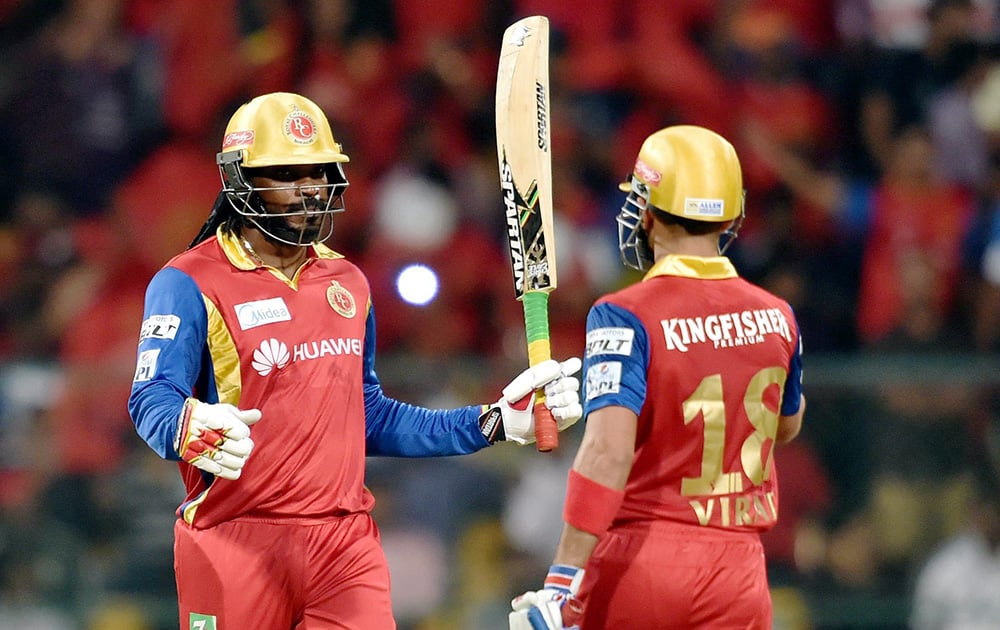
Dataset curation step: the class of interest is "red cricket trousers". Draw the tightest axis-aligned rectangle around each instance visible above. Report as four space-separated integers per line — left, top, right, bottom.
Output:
577 520 772 629
173 512 396 629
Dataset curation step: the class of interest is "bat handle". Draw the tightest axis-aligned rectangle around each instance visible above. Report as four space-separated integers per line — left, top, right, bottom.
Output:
523 291 558 452
533 399 558 452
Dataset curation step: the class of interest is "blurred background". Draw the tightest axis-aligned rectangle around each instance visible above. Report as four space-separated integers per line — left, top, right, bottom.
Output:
0 0 998 628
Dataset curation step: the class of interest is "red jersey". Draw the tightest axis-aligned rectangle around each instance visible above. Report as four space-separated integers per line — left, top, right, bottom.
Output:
129 230 486 529
582 255 803 533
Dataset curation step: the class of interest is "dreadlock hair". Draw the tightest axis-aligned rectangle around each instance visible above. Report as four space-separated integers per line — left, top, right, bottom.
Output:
188 191 245 248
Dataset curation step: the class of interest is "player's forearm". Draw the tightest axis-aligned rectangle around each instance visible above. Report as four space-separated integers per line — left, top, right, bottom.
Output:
129 381 187 460
572 406 636 489
552 409 634 572
776 394 806 444
363 388 487 456
553 523 600 568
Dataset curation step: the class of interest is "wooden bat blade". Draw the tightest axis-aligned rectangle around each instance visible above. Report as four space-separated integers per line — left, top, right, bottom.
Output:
496 15 557 300
496 15 559 452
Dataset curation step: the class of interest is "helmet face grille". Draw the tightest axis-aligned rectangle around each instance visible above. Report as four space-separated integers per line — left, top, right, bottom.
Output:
617 175 654 271
219 157 349 247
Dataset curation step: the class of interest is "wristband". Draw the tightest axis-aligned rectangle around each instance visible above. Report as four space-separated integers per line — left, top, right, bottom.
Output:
478 405 506 443
563 469 625 537
175 397 197 455
545 564 585 595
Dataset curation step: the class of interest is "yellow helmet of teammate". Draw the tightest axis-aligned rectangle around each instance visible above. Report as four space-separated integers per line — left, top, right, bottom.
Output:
213 92 350 246
617 125 745 270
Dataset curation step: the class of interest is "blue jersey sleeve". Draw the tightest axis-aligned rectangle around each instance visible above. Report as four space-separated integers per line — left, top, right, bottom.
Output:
582 302 649 418
780 319 804 417
128 267 211 460
361 305 489 457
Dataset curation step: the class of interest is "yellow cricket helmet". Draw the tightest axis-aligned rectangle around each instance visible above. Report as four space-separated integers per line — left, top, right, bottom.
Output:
617 125 746 270
219 91 350 167
213 92 350 247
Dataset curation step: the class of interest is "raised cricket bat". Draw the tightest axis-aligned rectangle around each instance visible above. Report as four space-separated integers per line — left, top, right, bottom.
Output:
496 15 559 452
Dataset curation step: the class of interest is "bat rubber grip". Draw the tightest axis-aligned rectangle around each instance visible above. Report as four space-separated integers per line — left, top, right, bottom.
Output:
522 292 557 452
533 401 558 452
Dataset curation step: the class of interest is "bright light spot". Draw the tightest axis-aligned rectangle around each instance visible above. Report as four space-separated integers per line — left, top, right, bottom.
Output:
396 264 439 306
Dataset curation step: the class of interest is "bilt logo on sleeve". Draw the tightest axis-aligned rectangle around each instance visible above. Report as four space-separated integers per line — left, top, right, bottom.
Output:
327 281 356 318
189 613 217 630
140 314 181 340
585 327 634 357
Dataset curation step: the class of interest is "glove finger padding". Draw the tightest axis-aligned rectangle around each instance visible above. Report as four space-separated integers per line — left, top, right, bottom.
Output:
509 591 572 630
544 358 583 429
486 357 584 445
210 448 254 472
503 358 581 404
556 357 582 379
502 359 562 402
544 373 581 427
509 608 560 630
217 433 255 457
201 405 261 435
178 399 261 480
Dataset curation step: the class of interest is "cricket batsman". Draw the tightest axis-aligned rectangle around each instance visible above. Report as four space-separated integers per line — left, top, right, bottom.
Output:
510 125 806 629
128 92 583 629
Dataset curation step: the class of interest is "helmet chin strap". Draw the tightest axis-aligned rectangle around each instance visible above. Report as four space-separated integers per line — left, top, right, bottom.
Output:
249 212 334 247
717 212 745 255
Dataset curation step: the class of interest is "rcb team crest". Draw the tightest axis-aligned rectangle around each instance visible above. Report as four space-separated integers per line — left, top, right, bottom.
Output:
283 107 317 145
327 281 356 318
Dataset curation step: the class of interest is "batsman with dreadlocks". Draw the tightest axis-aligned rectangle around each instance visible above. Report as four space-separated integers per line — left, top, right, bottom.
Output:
127 92 582 629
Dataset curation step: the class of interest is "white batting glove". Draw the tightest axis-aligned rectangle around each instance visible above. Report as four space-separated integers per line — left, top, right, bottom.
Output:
509 565 585 630
543 358 583 427
479 358 582 445
175 398 262 480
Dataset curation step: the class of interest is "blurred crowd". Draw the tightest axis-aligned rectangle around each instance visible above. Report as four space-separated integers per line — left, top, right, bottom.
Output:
0 0 998 628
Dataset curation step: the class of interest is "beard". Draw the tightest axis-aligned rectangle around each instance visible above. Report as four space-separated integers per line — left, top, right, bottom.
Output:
256 214 328 244
255 197 335 245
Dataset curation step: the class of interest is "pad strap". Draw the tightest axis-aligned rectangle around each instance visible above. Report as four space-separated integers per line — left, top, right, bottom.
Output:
563 469 625 537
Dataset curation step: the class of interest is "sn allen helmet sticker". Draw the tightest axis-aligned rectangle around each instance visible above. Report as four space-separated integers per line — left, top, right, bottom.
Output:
284 107 317 145
327 281 356 318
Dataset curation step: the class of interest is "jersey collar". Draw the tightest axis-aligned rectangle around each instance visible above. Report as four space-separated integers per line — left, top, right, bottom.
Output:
216 227 344 270
642 254 739 281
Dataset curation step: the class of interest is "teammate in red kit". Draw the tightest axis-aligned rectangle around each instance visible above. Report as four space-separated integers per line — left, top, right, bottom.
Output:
127 92 583 630
510 125 805 629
